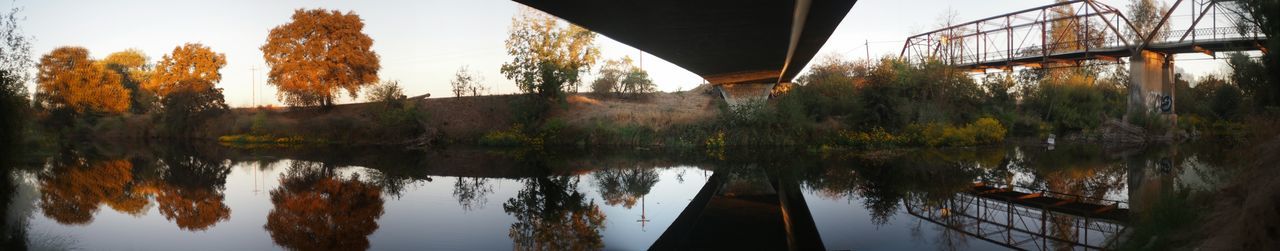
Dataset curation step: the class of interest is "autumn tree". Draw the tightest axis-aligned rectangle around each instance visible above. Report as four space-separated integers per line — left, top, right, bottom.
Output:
147 43 226 98
262 9 381 107
500 8 600 100
35 46 130 115
103 49 156 113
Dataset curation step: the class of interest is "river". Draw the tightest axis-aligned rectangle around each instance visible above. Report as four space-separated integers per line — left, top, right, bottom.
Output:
0 142 1236 250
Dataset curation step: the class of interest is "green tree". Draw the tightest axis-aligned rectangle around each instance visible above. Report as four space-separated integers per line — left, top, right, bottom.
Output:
0 5 34 151
1211 84 1244 120
619 64 655 96
103 49 156 113
262 9 381 107
1228 53 1275 109
500 8 600 100
1236 0 1279 108
590 57 653 96
160 79 228 137
450 66 485 97
590 58 627 95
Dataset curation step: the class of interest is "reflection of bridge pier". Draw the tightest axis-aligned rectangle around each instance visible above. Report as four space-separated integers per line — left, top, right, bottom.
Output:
905 192 1128 250
650 171 823 250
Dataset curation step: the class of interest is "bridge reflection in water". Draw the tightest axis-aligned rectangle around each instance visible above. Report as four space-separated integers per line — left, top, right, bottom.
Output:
13 143 1219 250
906 191 1127 251
652 173 1132 251
651 171 824 250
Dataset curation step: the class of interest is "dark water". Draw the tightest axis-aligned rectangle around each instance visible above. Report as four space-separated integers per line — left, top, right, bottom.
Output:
0 143 1234 250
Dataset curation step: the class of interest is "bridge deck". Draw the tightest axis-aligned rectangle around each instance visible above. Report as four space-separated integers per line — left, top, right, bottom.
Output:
958 38 1267 70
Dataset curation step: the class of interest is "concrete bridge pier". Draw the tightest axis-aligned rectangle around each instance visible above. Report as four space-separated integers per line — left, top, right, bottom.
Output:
1128 50 1177 122
717 83 777 107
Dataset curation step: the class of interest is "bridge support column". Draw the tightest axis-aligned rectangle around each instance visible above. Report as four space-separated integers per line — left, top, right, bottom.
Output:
1128 50 1177 122
717 83 776 107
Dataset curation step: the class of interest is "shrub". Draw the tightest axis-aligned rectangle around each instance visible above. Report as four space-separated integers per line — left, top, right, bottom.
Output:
479 124 537 147
373 101 427 139
365 80 406 108
835 127 901 149
703 130 726 159
1128 111 1172 134
895 118 1005 147
251 110 269 134
969 117 1007 144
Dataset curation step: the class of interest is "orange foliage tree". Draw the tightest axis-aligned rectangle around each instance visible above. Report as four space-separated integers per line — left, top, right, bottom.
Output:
261 9 380 107
147 43 226 97
34 46 130 115
264 162 384 250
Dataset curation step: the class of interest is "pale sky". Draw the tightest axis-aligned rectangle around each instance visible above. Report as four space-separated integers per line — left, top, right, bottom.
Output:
6 0 1245 107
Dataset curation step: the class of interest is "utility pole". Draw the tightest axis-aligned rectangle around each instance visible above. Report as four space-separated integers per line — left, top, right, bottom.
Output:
865 40 871 61
249 66 259 107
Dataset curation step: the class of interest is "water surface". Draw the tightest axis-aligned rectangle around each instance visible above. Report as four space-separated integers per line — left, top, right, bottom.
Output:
0 143 1233 250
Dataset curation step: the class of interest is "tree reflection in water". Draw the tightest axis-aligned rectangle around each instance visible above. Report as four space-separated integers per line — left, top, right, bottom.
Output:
264 161 384 251
152 155 231 231
503 176 606 250
36 150 235 231
591 167 659 209
453 177 493 211
38 158 138 225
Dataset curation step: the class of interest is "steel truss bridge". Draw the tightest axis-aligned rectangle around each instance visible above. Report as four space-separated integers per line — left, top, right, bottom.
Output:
900 0 1267 71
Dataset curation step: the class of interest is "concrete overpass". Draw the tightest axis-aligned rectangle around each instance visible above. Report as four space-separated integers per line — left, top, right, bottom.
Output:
512 0 859 104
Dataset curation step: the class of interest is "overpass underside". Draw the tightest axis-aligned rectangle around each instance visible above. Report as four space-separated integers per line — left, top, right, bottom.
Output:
512 0 859 103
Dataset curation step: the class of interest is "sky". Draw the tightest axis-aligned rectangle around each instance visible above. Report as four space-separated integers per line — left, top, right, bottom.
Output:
5 0 1250 107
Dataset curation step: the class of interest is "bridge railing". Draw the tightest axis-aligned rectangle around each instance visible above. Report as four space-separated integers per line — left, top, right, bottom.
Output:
901 0 1266 70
